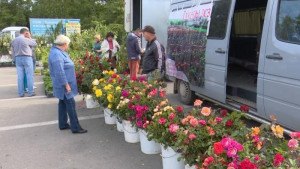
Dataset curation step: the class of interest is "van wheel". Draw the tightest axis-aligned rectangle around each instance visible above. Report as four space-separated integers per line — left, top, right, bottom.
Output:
178 80 195 105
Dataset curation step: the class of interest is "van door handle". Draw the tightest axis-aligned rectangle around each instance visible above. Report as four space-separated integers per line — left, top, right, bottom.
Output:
215 48 226 54
266 54 283 60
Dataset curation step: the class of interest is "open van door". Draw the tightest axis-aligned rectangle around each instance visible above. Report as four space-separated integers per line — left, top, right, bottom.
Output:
200 0 235 103
263 0 300 131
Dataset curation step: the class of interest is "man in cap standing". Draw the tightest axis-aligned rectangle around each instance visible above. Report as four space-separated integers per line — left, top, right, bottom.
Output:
142 25 165 81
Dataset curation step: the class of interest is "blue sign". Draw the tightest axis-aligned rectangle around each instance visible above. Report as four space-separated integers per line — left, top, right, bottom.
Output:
29 18 80 36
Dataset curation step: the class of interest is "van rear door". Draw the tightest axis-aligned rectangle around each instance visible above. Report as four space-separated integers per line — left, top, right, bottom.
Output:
263 0 300 131
195 0 235 103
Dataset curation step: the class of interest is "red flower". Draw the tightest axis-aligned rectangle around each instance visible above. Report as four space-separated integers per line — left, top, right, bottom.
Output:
86 50 89 57
118 77 123 83
213 142 224 155
112 74 117 78
77 79 82 84
75 72 78 77
96 57 100 61
226 120 233 128
238 158 258 169
80 75 84 80
273 153 284 167
130 76 137 81
177 106 183 112
160 92 166 98
220 109 228 117
124 72 129 76
240 105 249 113
83 56 88 60
80 61 84 65
80 68 85 73
98 64 102 69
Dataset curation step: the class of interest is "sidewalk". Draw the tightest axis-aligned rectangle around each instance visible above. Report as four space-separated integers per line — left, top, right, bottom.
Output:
0 67 164 169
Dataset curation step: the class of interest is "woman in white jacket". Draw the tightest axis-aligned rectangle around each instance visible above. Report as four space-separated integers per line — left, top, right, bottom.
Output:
101 32 120 69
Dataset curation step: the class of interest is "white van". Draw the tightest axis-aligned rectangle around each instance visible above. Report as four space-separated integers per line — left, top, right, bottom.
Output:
125 0 300 131
0 26 29 39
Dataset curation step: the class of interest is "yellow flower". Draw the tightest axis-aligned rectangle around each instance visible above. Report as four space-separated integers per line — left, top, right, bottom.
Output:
99 78 104 82
112 79 116 83
271 125 284 138
104 84 112 91
108 104 112 109
251 127 260 136
93 86 97 91
107 94 114 103
95 89 102 98
108 70 114 75
92 79 99 86
103 70 108 74
115 86 121 91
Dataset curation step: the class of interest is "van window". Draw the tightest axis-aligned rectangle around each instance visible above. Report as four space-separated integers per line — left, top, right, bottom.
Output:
15 31 20 38
208 0 232 39
276 0 300 44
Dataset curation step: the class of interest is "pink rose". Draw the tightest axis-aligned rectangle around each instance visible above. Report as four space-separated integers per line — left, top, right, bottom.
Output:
158 118 166 125
188 134 196 140
169 113 175 121
199 120 207 125
189 118 199 127
221 138 233 149
290 132 300 139
215 117 223 122
227 146 238 158
169 124 179 134
288 139 299 148
136 121 143 128
254 155 260 161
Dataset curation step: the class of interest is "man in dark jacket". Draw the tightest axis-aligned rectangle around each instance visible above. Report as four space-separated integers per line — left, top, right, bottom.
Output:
126 28 144 78
142 25 165 81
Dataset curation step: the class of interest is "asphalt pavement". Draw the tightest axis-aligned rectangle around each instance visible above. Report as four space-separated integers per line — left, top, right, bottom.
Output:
0 67 195 169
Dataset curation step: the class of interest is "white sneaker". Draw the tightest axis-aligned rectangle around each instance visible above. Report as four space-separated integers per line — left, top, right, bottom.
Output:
33 86 37 89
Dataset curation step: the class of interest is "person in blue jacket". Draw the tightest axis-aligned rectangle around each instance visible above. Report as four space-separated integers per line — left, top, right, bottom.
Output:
48 35 87 134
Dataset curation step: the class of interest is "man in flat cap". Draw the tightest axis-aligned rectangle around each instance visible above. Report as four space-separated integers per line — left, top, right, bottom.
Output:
142 25 166 81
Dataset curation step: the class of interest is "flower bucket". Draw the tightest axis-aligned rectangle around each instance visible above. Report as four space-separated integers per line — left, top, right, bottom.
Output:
123 120 140 143
117 120 124 132
85 94 99 108
161 144 184 169
104 108 116 124
138 129 161 154
185 164 196 169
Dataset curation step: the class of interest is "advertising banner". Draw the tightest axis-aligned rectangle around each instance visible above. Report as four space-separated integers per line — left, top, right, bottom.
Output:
166 2 213 87
30 18 80 36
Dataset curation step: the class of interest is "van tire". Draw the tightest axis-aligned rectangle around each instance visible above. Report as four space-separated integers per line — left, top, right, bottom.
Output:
178 80 195 105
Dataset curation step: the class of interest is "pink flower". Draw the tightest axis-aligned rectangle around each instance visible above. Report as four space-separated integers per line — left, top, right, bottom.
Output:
188 134 196 140
169 124 179 134
288 139 299 148
194 99 203 107
189 118 199 127
199 120 207 125
221 138 233 149
177 106 183 112
135 95 141 100
169 113 175 121
215 117 223 122
108 78 113 83
201 107 211 116
136 121 143 128
273 153 285 167
220 109 228 117
158 118 166 124
228 162 238 169
252 135 260 144
136 112 142 119
122 90 130 98
227 146 238 158
183 130 189 135
254 155 260 161
143 106 149 111
138 76 146 82
290 132 300 139
143 123 148 129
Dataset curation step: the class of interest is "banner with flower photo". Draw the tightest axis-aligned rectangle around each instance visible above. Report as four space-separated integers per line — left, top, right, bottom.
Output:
166 1 213 87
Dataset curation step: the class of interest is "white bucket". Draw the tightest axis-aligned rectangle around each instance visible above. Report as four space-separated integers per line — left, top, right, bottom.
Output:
117 120 124 132
85 94 99 108
161 145 185 169
139 129 161 154
185 164 196 169
104 108 116 124
123 120 140 143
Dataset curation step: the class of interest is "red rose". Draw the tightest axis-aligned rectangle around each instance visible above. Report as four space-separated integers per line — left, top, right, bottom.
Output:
124 72 129 76
112 74 117 78
96 57 100 61
160 92 166 98
177 106 183 112
213 142 224 155
238 158 258 169
75 72 78 77
83 56 88 60
273 153 284 167
80 61 84 65
98 64 102 69
226 120 233 128
77 79 82 84
220 109 228 117
131 76 137 81
240 105 249 113
80 75 84 79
